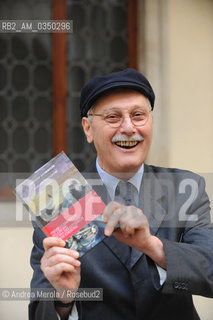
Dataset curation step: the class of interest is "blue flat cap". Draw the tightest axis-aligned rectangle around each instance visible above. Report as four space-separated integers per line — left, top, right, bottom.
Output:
79 68 155 118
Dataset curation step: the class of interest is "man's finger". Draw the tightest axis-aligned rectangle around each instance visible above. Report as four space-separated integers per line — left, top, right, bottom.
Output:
44 245 79 259
102 201 121 222
104 207 124 236
43 237 65 251
44 262 80 280
46 253 81 268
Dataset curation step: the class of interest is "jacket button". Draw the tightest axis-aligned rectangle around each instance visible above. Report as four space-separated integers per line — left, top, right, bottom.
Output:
181 282 188 290
173 281 180 290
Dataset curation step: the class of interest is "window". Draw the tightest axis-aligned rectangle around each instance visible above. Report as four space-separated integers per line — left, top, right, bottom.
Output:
0 0 137 194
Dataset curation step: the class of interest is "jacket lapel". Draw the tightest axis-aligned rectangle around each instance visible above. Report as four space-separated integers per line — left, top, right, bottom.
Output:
140 164 167 234
130 164 167 268
93 179 132 269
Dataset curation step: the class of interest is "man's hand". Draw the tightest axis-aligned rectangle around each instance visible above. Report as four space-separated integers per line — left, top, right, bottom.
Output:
41 237 81 303
102 201 166 269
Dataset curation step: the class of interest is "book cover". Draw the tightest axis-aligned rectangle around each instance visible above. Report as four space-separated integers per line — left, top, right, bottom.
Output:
15 152 106 257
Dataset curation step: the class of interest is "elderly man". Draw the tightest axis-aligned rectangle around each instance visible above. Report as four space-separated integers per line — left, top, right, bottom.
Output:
29 69 213 320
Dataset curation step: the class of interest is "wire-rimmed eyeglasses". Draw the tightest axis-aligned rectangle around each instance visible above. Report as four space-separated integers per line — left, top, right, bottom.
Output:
88 108 152 128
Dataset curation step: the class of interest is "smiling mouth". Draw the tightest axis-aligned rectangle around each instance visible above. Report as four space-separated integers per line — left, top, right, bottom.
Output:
114 141 140 149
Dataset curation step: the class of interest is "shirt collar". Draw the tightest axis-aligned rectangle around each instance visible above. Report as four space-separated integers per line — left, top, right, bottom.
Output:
96 158 144 200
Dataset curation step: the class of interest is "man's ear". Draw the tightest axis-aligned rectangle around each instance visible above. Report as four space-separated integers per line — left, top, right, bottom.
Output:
82 117 94 143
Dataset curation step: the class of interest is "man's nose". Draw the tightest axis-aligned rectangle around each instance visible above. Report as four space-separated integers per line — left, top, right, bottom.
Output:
119 116 136 135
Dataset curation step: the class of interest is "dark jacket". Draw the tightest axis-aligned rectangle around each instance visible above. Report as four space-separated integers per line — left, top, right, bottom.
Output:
29 164 213 320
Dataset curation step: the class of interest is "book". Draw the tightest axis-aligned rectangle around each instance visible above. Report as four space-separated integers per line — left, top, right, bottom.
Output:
14 152 106 257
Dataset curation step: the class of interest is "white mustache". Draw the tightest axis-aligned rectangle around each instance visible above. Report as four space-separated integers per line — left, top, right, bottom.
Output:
111 134 144 143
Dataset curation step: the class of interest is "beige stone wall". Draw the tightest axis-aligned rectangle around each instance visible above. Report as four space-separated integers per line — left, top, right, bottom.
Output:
168 0 213 173
138 0 213 319
167 0 213 219
0 222 33 320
